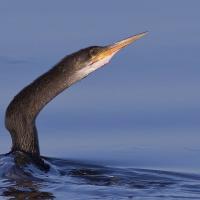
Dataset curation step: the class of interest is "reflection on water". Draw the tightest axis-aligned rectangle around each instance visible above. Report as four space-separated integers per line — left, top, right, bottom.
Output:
1 180 54 200
0 153 200 199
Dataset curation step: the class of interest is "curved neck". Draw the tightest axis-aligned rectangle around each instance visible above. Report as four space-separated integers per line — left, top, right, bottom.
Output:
5 53 84 157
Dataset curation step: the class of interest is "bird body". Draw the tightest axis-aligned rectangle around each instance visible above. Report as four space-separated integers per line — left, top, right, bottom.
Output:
5 32 147 161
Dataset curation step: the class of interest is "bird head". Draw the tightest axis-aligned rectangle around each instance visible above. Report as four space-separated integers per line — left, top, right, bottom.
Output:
68 32 147 82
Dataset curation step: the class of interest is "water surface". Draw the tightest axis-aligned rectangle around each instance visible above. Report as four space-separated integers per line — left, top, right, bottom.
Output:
0 153 199 200
0 1 200 199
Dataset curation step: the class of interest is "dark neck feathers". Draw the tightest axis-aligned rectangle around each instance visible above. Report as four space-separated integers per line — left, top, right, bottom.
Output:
5 49 90 157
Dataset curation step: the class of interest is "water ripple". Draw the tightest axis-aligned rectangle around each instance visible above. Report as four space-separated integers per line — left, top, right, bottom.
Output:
0 153 199 199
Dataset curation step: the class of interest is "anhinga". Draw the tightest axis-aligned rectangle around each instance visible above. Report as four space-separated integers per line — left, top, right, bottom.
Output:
5 32 147 162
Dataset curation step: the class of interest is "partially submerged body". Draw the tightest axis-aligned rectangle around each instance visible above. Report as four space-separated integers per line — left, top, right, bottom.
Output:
4 33 147 170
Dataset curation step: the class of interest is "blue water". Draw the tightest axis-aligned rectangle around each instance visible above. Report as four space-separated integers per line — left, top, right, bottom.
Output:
0 152 200 200
1 55 200 199
1 1 200 198
1 96 200 199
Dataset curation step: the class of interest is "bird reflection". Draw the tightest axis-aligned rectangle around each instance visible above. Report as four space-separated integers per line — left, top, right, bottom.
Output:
2 180 54 200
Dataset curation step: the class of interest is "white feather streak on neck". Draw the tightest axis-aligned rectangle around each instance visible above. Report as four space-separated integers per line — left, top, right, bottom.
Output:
76 53 115 78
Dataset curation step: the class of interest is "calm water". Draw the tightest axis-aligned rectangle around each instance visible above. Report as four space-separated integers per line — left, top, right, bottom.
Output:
1 108 200 200
1 1 200 198
0 152 199 200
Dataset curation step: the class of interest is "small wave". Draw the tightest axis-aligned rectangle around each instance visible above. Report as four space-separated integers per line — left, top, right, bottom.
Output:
0 153 199 199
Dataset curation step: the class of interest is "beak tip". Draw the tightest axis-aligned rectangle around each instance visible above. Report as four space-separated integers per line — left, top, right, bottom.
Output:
104 31 148 56
136 31 149 39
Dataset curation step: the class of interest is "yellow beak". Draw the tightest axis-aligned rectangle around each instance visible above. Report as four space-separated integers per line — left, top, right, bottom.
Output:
108 31 148 53
94 32 148 61
90 32 147 65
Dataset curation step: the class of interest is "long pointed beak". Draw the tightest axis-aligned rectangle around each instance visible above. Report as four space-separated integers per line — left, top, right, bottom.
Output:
91 32 147 64
105 32 148 55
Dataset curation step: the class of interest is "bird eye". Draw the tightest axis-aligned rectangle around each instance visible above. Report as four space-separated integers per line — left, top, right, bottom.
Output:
88 47 100 57
89 48 96 56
